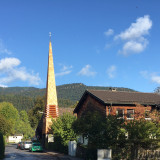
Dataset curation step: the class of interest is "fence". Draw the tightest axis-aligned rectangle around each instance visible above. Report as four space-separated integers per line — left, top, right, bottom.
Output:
138 149 160 160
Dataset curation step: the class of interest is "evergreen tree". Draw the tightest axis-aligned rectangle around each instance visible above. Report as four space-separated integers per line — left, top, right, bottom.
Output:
28 96 45 129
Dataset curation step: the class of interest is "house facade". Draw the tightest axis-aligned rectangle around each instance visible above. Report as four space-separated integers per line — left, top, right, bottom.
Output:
8 134 23 143
74 90 160 120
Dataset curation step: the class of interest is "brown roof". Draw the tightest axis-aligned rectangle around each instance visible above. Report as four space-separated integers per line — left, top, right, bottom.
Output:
74 90 160 113
89 90 160 105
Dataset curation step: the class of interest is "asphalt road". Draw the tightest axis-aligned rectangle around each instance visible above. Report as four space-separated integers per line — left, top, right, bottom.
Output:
4 144 61 160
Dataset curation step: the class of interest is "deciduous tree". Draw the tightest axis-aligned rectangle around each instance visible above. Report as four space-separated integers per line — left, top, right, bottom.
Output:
51 113 77 153
0 102 19 134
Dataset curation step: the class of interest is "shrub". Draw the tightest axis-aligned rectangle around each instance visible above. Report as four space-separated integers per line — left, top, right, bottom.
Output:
51 113 77 154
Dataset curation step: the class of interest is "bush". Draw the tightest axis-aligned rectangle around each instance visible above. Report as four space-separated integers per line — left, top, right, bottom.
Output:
51 113 77 154
0 133 5 159
48 138 68 154
76 144 97 160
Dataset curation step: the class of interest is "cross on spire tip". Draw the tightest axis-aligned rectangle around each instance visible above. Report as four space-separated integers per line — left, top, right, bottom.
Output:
49 32 52 41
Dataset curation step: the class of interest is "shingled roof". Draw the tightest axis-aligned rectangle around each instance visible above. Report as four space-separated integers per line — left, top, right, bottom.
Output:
74 90 160 113
89 90 160 105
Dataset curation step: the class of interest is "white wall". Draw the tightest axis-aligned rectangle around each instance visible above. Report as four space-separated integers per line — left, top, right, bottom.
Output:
8 135 23 143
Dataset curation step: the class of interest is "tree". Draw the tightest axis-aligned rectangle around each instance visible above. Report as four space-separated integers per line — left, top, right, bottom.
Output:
70 101 79 108
15 110 34 139
72 110 160 159
0 102 19 121
28 96 45 129
154 87 160 93
72 112 124 159
0 102 19 134
51 113 77 153
124 119 160 159
0 102 34 138
73 112 123 148
0 114 12 135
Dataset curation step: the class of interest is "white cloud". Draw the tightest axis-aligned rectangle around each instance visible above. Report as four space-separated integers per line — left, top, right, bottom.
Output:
56 70 72 77
61 65 73 72
115 15 152 56
151 75 160 84
0 84 8 88
104 29 114 36
0 57 20 71
55 64 72 77
0 57 41 86
78 65 96 77
107 65 116 78
119 40 148 55
0 40 12 55
140 71 160 85
115 15 152 40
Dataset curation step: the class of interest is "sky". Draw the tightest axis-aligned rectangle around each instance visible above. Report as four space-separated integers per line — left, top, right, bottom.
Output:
0 0 160 92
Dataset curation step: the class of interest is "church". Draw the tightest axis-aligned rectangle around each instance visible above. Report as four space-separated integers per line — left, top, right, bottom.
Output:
41 34 59 145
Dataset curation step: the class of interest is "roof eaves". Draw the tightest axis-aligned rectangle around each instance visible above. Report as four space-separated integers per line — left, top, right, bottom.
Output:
104 100 159 106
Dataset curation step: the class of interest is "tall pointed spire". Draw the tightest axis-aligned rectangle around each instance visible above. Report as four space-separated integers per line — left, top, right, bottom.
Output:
43 33 59 134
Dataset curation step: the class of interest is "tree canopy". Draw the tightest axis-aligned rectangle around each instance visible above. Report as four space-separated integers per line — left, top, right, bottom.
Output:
51 113 77 153
72 111 160 159
72 112 124 148
15 110 34 139
28 96 45 129
0 114 12 135
0 102 34 138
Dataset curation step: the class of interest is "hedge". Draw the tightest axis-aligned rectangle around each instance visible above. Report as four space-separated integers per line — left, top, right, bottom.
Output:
0 132 5 159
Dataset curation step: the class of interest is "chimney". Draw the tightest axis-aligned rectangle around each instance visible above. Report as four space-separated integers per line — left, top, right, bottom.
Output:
109 87 117 92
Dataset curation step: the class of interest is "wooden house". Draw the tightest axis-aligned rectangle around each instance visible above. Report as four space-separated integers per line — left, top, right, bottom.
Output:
73 90 160 120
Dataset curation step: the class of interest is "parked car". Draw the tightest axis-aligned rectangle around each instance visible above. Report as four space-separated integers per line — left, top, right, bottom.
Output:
16 142 22 149
23 141 32 150
20 141 24 150
29 142 43 152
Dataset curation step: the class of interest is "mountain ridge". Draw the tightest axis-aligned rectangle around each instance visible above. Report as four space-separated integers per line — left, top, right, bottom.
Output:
0 83 136 110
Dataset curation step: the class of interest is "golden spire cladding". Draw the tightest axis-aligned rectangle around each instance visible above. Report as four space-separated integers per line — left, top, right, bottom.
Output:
43 35 59 134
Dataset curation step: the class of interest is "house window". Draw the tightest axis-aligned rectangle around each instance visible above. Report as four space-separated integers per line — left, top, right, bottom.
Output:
127 109 134 120
116 109 124 119
145 110 151 120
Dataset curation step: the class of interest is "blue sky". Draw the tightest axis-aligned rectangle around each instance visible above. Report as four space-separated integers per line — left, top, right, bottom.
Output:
0 0 160 92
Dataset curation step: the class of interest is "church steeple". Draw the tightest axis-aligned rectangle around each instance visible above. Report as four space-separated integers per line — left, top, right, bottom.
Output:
43 33 59 134
46 36 58 113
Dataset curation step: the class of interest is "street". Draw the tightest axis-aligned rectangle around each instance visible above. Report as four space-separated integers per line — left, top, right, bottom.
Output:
4 144 70 160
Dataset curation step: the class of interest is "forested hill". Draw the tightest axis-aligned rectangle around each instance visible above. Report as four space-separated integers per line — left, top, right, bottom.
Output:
0 83 136 111
0 87 45 97
57 83 135 101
